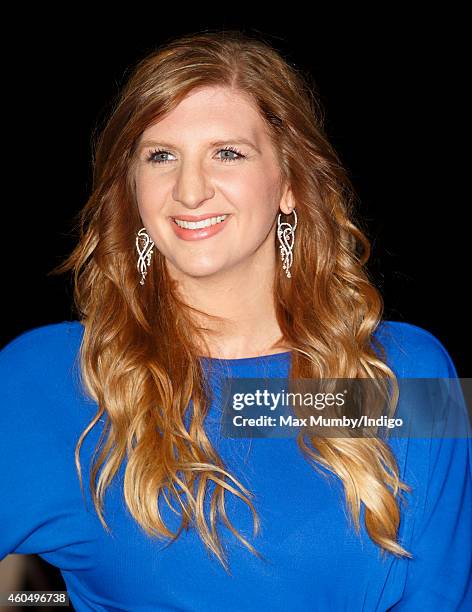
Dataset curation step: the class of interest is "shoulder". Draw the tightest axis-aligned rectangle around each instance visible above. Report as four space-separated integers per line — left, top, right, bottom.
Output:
373 319 459 378
1 319 83 353
0 320 84 383
0 320 89 435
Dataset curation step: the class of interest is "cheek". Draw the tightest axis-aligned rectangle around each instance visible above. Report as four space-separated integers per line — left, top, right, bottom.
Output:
135 174 165 214
230 167 279 209
246 177 282 222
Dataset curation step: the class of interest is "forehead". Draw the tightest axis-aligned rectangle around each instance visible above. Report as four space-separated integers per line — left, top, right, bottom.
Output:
141 86 266 143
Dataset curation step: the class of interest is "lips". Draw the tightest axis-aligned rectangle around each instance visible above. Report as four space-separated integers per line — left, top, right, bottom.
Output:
169 213 231 241
170 213 230 222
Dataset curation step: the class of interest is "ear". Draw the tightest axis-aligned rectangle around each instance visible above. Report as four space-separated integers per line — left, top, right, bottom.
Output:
279 183 296 215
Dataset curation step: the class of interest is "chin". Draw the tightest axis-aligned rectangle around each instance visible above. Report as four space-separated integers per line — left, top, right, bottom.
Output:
166 257 230 279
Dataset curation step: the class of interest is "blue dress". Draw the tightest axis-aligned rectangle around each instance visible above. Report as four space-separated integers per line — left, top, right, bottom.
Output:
0 320 471 611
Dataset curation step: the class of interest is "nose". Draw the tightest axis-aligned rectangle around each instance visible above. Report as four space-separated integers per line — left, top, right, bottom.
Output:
172 158 215 209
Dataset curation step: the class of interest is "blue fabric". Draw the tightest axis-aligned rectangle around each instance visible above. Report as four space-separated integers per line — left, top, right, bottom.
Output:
0 320 471 611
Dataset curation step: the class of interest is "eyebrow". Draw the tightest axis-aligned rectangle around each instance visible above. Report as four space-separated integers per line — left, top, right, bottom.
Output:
137 137 260 153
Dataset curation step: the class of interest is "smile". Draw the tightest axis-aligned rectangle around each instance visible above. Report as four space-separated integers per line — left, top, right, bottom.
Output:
169 214 232 242
173 215 228 229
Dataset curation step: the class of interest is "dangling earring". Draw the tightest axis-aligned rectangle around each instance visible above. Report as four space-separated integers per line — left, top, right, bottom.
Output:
136 227 154 285
277 208 297 278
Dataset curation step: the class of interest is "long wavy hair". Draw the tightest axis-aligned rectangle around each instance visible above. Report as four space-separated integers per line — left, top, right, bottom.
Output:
51 29 412 572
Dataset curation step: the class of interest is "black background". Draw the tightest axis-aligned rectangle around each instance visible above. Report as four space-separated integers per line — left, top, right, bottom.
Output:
0 9 468 610
2 13 467 378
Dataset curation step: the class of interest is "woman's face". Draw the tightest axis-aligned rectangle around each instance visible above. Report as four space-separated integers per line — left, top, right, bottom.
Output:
134 85 293 280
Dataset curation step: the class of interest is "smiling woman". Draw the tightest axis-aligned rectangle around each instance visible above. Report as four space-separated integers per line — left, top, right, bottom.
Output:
0 29 471 612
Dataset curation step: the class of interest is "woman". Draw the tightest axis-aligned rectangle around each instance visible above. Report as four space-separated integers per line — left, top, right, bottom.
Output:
1 30 470 611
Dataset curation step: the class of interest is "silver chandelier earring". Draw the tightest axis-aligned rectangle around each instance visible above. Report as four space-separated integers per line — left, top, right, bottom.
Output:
136 227 155 285
277 208 297 278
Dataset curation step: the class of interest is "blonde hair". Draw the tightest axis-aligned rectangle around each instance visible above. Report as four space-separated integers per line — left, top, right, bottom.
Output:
52 29 412 572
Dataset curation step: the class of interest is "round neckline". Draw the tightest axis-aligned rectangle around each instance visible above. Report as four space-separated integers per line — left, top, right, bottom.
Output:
73 321 291 364
199 350 292 365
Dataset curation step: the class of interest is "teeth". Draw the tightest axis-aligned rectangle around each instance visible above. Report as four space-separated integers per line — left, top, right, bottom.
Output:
174 215 228 229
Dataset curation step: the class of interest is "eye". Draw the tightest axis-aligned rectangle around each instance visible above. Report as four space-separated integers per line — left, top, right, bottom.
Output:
146 149 175 164
216 146 246 163
145 146 246 165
